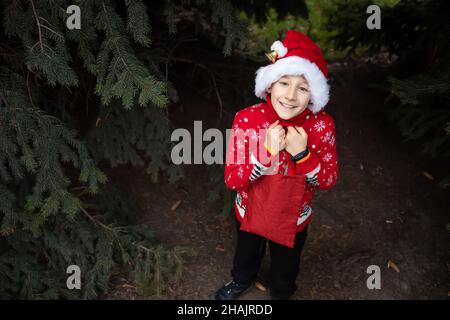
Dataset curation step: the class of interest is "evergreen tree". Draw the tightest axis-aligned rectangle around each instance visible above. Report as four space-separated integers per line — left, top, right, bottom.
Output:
0 0 246 299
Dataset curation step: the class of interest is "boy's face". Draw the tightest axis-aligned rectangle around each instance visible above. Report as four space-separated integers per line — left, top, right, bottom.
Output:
267 75 311 120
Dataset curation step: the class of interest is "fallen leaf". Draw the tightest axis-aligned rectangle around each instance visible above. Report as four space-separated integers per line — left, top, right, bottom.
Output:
255 281 267 292
215 245 225 252
423 171 434 180
387 260 400 273
385 220 393 224
321 224 332 229
171 200 182 211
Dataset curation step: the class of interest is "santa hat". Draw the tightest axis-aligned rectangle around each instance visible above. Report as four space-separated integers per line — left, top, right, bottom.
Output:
254 30 330 113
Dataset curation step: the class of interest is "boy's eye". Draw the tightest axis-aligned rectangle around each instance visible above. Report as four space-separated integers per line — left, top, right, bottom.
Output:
279 81 288 86
298 87 309 92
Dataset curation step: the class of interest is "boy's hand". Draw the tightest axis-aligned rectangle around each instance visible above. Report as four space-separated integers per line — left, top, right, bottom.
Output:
285 126 308 156
264 120 286 156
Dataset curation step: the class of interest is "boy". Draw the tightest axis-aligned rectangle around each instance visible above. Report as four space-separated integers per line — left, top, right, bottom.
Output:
214 30 338 300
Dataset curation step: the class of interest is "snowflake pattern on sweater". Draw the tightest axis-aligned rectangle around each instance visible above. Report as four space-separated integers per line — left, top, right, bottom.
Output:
224 102 338 232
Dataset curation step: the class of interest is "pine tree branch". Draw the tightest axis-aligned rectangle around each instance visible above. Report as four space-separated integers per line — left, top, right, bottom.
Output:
79 204 115 233
26 70 37 110
102 1 131 76
79 203 154 270
29 0 44 52
40 24 63 41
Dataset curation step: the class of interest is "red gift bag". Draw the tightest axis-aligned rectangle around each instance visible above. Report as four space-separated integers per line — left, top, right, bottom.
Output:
240 169 306 248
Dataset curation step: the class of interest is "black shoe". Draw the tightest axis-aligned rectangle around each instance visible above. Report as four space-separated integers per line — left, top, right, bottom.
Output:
214 280 253 300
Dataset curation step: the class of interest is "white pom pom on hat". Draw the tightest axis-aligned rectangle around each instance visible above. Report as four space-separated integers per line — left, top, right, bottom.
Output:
270 40 288 58
255 30 330 113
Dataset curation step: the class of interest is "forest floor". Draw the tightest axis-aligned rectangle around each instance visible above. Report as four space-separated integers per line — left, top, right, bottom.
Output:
106 56 450 300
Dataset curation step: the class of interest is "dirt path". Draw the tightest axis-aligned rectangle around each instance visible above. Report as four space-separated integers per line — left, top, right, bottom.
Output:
110 63 450 300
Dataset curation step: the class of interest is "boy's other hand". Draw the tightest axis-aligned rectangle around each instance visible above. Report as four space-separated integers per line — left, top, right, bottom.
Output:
265 120 286 156
285 126 308 156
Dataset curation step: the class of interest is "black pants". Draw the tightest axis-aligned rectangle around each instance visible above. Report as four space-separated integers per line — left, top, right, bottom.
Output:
231 218 308 299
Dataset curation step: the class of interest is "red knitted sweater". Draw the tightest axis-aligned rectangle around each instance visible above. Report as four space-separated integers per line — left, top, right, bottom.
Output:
224 100 338 232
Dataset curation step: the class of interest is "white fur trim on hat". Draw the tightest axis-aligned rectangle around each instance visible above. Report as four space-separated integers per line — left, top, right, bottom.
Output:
270 41 287 57
254 56 330 113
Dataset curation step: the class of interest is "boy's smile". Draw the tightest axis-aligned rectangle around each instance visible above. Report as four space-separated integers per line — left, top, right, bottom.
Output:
279 101 297 109
268 75 311 120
